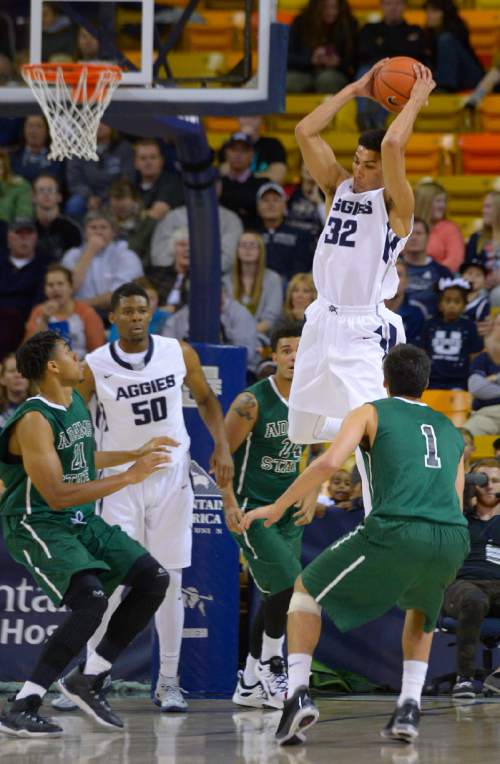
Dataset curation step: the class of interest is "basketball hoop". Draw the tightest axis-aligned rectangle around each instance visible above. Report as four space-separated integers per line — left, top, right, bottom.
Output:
21 63 122 162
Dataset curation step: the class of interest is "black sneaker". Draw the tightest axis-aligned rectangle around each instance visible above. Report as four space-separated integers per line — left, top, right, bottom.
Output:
58 665 123 730
381 700 420 743
452 676 476 700
275 686 319 746
0 695 63 738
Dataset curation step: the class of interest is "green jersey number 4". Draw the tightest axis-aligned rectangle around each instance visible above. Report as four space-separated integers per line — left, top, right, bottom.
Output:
421 424 442 469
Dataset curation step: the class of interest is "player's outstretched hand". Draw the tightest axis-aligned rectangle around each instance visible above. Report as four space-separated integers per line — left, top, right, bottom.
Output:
126 451 170 484
224 504 244 534
210 444 234 488
136 436 179 458
351 59 389 100
240 503 285 531
410 63 436 108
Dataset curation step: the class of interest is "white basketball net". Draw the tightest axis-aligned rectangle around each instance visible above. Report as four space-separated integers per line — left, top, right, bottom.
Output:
21 65 122 162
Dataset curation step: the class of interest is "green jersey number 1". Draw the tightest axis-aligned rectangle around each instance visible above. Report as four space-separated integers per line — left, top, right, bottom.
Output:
421 424 442 469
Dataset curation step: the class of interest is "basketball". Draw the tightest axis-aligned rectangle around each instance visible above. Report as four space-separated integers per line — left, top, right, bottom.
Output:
373 57 419 113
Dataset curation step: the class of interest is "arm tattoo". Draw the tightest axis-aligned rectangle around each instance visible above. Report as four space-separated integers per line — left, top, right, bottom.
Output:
233 393 257 421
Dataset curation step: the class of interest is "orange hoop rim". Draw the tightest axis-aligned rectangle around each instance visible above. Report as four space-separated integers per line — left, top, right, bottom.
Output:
21 62 123 85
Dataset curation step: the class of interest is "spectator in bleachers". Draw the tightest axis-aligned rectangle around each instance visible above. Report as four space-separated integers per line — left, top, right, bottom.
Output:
32 173 82 262
61 210 143 313
463 313 500 436
75 25 109 63
464 46 500 112
385 259 426 344
219 132 268 228
224 231 283 337
134 138 184 225
465 192 500 305
402 217 452 317
286 0 358 94
25 263 105 357
108 276 170 341
162 285 260 378
10 115 64 186
155 228 191 313
459 259 491 333
0 56 22 153
282 272 317 323
0 53 18 88
0 353 30 429
0 150 33 224
150 173 243 275
415 181 465 272
286 162 326 241
0 218 47 356
219 117 287 185
108 178 156 265
66 122 135 220
420 278 483 390
423 0 483 93
255 182 315 280
327 469 353 510
356 0 428 129
442 459 500 700
41 2 76 62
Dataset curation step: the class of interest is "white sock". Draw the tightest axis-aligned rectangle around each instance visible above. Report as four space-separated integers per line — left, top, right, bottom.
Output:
16 681 46 700
84 651 112 676
157 569 184 678
261 633 285 662
243 654 259 686
287 653 312 696
313 417 343 442
398 660 428 708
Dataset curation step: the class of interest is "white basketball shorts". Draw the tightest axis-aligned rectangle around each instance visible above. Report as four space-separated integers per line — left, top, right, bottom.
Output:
289 297 406 418
98 455 194 569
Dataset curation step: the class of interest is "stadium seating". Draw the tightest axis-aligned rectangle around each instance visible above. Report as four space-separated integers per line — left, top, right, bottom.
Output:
480 96 500 132
471 435 497 460
459 133 500 173
421 390 472 427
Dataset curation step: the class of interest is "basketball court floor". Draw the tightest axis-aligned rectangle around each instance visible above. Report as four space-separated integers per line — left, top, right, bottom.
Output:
1 695 499 763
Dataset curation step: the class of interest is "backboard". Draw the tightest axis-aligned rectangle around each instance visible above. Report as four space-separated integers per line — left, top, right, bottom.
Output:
0 0 287 121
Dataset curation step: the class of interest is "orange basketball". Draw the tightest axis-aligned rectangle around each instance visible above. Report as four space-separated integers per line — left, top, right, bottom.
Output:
373 57 419 114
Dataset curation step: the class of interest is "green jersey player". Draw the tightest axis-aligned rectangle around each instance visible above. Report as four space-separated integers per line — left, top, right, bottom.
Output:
243 343 470 746
0 331 173 737
222 321 316 710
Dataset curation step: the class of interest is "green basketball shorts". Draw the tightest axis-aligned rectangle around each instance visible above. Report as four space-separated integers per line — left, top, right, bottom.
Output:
302 515 470 633
232 507 303 597
2 512 148 606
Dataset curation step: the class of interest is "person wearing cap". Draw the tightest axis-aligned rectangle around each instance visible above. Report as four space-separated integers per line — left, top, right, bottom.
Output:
255 182 315 281
460 259 490 330
61 210 143 315
0 218 47 356
218 116 287 185
219 132 269 228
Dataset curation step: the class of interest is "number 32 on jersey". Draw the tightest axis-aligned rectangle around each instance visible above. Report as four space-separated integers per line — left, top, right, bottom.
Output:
324 216 358 248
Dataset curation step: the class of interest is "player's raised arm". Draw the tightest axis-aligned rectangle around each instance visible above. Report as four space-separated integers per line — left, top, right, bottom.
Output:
295 60 387 196
181 342 233 487
241 404 377 530
11 412 169 510
381 64 436 236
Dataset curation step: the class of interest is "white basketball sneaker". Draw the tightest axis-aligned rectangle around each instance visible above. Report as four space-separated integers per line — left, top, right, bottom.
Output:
255 656 288 709
232 670 269 708
154 676 188 712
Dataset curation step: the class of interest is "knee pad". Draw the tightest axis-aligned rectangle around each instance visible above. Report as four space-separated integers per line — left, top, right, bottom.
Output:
63 572 108 620
288 591 322 617
124 553 170 598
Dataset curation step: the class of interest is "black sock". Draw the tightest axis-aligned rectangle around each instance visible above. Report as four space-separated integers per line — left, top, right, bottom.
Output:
263 587 293 639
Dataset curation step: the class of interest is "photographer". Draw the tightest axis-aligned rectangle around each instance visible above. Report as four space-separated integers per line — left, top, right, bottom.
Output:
442 459 500 699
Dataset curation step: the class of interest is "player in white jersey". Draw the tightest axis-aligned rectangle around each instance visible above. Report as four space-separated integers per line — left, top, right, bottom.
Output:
53 282 233 713
287 61 436 508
